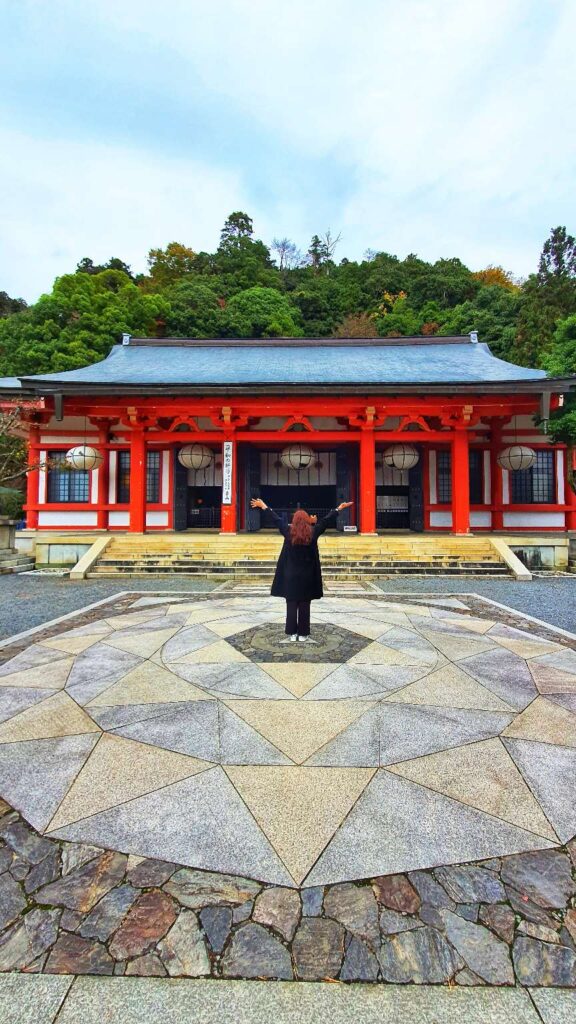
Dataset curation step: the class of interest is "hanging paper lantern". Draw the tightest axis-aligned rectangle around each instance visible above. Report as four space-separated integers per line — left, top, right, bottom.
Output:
280 444 316 471
65 445 103 471
383 444 420 470
178 444 214 470
497 445 536 471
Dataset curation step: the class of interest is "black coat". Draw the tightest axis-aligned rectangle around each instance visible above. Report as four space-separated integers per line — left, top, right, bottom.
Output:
269 508 339 601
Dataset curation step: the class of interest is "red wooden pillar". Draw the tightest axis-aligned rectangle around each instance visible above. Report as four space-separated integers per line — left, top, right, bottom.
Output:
129 427 147 533
25 423 40 529
451 427 470 534
566 449 576 531
96 423 110 531
220 435 237 534
490 418 504 530
359 429 377 534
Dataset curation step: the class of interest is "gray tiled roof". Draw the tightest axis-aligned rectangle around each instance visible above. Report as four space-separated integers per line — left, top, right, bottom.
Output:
13 337 547 388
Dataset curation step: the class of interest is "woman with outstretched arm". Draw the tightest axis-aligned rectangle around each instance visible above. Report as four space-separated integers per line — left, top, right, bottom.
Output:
250 498 354 643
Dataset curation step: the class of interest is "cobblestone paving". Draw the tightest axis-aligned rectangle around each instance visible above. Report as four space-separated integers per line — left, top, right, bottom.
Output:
0 592 576 983
1 799 576 984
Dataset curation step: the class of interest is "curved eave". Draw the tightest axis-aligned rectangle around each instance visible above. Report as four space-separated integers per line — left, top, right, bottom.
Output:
12 377 575 398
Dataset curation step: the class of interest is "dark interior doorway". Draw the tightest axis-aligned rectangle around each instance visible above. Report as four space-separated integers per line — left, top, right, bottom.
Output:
259 485 338 528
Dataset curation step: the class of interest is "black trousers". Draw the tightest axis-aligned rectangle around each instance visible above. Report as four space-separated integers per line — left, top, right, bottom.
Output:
285 600 311 636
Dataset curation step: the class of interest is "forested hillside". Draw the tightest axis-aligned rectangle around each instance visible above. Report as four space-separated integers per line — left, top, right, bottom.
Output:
1 215 576 442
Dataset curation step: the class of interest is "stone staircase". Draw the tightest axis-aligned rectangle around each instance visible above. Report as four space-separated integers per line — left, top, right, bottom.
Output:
0 545 35 575
88 533 512 579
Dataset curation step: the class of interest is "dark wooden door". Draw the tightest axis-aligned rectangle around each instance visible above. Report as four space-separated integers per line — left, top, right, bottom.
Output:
244 446 261 532
408 455 424 533
173 452 189 531
336 444 354 532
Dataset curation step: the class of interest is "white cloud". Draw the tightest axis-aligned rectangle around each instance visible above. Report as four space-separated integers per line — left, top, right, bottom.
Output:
0 130 254 298
2 0 576 295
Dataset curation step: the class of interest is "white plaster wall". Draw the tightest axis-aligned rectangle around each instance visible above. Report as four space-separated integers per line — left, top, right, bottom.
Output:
503 512 566 528
109 511 129 527
146 511 169 526
161 451 170 503
108 451 118 503
38 511 98 526
556 449 565 504
430 511 452 527
471 511 492 527
38 451 47 503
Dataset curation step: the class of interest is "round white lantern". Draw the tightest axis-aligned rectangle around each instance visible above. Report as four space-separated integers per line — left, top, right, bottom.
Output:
280 444 316 471
497 445 536 471
65 445 103 471
383 444 420 470
178 444 214 470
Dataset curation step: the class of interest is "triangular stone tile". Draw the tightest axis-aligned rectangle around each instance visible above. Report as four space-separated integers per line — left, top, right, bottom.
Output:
303 664 424 700
49 767 293 885
0 691 101 744
168 663 294 700
488 623 560 645
529 660 576 694
225 765 375 884
219 705 291 765
60 620 114 637
0 687 58 725
259 663 338 697
531 649 576 675
492 637 563 660
502 696 576 748
0 644 69 678
175 641 251 665
458 648 537 711
305 770 555 886
376 627 439 664
306 706 381 766
88 700 206 731
114 700 220 761
47 733 212 830
0 658 74 691
161 625 228 662
408 615 491 638
378 703 514 765
223 699 373 764
429 613 495 634
382 664 515 712
335 619 393 640
86 661 210 707
104 628 179 659
0 734 99 831
205 619 257 638
387 738 557 841
418 630 495 662
40 635 101 656
66 645 143 704
547 693 576 713
105 610 161 629
348 642 424 668
503 738 576 843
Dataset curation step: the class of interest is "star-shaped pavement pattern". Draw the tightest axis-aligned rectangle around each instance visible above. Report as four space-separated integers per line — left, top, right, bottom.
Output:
0 594 575 886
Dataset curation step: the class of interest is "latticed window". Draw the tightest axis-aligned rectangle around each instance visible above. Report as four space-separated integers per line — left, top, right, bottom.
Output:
511 450 555 504
115 450 162 503
437 449 485 505
47 451 89 503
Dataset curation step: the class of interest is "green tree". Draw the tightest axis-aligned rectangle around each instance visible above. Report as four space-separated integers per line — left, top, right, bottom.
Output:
0 271 168 376
220 287 302 338
0 291 27 318
219 211 254 250
144 242 198 291
513 227 576 366
76 256 134 279
164 280 223 338
438 286 522 358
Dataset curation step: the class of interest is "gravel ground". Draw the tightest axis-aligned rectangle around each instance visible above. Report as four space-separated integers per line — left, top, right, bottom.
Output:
0 572 575 640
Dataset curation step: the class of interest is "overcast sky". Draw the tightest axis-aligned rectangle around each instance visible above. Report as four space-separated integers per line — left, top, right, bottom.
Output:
1 0 575 301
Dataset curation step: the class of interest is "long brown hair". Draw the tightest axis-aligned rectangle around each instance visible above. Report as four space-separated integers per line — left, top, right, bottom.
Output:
290 509 313 545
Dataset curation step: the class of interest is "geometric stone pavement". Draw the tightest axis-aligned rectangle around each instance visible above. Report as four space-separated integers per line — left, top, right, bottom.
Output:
0 595 576 888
